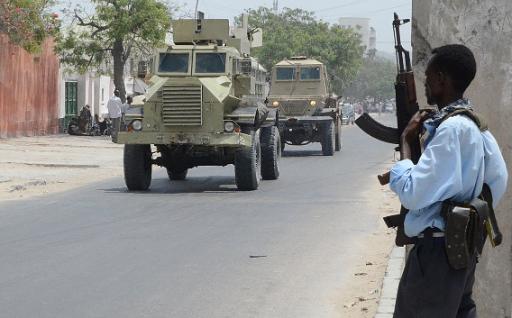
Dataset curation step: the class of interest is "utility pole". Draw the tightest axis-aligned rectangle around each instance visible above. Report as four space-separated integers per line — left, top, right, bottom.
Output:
195 0 199 19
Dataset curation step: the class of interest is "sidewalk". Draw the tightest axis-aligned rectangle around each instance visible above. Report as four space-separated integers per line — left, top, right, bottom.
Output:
0 134 123 201
375 246 406 317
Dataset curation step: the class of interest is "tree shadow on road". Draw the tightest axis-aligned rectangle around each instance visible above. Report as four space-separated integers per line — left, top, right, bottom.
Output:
100 176 243 195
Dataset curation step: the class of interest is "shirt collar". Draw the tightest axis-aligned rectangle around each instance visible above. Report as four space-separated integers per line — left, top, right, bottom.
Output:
425 98 472 128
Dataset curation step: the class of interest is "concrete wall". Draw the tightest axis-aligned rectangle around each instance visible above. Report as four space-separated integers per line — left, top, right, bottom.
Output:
412 1 512 317
95 75 111 117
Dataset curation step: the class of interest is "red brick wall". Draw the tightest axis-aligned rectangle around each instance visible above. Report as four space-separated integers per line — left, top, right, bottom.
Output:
0 34 60 138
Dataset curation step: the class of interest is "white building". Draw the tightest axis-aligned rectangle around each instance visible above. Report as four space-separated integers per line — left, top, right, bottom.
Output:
338 17 376 53
59 57 149 131
59 70 113 127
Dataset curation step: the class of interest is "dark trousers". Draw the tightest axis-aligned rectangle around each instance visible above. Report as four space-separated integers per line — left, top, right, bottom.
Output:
393 235 477 318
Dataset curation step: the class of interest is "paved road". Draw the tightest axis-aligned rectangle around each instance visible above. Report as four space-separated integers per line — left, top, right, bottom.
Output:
0 121 394 318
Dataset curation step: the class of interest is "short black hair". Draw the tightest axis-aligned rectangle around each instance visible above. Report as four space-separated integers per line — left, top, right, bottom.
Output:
430 44 476 92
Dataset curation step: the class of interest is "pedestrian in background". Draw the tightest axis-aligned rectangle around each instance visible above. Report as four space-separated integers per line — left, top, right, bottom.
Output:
107 89 123 140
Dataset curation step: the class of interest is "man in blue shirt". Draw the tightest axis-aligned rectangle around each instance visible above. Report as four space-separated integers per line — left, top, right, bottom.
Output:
390 44 508 317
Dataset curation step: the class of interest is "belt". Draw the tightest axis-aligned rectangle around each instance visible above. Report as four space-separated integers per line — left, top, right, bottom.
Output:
417 232 445 239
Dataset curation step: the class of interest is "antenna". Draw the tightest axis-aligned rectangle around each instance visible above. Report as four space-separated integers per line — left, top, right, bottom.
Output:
195 0 200 19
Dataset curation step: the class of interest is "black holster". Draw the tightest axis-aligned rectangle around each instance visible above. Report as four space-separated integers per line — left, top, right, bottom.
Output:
442 198 489 270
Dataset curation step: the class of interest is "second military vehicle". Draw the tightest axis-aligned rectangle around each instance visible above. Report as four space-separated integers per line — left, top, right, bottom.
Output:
116 16 280 191
267 57 341 155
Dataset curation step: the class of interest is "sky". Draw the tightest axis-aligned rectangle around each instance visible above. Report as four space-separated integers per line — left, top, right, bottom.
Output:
177 0 413 53
56 0 412 54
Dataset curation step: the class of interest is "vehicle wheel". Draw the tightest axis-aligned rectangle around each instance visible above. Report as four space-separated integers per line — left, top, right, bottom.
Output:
335 117 342 152
321 120 335 156
234 130 261 190
167 168 188 181
260 126 281 180
124 144 152 191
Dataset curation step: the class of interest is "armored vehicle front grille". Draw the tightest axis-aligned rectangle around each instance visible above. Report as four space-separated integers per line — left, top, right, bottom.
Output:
282 102 309 116
162 85 203 126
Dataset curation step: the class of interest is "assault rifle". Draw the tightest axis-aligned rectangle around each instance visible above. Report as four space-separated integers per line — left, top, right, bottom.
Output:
355 13 421 246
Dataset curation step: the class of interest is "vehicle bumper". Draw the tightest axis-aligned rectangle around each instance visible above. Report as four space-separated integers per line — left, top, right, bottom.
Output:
115 131 252 147
278 115 333 124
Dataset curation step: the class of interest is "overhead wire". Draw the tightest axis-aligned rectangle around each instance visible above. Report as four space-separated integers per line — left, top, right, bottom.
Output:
318 2 410 20
314 0 369 13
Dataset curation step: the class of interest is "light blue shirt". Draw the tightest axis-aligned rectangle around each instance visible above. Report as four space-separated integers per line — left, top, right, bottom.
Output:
389 112 508 237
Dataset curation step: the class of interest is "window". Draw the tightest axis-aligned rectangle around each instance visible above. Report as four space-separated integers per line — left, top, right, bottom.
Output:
195 53 226 73
276 67 295 80
158 53 189 73
300 67 321 80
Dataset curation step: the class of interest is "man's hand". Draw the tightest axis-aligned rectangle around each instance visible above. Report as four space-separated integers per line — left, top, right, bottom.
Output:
399 110 433 160
401 110 433 143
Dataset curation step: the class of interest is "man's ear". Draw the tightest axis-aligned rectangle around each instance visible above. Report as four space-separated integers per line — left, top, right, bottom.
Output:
437 71 446 84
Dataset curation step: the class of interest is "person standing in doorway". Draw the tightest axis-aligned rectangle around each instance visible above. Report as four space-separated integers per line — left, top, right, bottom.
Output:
107 89 123 140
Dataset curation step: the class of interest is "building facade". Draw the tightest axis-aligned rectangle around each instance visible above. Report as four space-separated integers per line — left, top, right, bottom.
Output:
338 17 376 53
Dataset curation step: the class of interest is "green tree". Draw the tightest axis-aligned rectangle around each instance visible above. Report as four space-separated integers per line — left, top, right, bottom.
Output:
56 0 172 101
0 0 60 53
345 56 396 102
243 7 364 93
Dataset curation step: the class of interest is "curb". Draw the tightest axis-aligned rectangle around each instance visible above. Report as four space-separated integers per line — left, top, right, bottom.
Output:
374 246 406 318
1 162 100 168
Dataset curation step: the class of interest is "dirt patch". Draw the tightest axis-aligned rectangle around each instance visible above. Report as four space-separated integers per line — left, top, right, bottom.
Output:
335 164 399 318
0 135 124 201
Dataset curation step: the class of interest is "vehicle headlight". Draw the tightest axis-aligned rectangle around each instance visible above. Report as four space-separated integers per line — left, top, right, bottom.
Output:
131 119 143 131
310 100 317 106
272 101 280 107
224 121 235 133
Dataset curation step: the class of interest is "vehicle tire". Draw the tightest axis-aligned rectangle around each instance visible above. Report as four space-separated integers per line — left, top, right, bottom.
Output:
321 120 335 156
167 168 188 181
124 144 152 191
260 126 281 180
234 130 261 190
335 117 342 152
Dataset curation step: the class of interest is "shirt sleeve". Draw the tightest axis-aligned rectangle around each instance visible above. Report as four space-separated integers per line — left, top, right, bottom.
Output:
482 131 509 207
389 122 463 210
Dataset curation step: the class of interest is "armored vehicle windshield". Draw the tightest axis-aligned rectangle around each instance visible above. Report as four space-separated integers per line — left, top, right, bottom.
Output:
275 67 295 81
195 53 226 73
156 49 230 76
300 66 321 80
158 53 189 73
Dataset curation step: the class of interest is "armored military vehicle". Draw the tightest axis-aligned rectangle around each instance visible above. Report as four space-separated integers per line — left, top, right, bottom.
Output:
116 16 280 191
267 57 341 155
